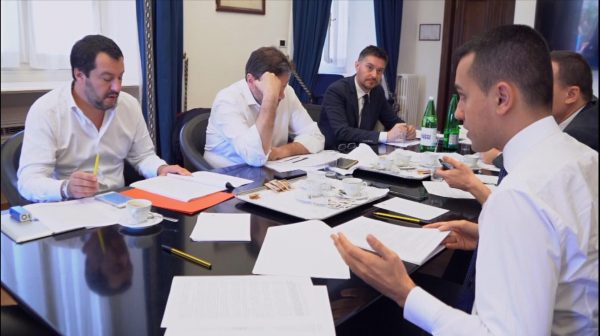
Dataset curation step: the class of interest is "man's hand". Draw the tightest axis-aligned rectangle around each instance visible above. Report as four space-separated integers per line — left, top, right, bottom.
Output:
387 123 417 142
255 72 282 103
268 146 288 161
331 232 416 307
268 143 309 161
157 165 191 176
67 171 99 199
424 220 479 251
436 156 491 204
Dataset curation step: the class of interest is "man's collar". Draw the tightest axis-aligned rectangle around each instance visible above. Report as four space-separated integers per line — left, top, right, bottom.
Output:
354 76 368 100
241 80 260 106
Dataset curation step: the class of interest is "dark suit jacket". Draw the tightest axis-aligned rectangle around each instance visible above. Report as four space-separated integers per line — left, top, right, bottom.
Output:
563 99 598 151
318 75 403 149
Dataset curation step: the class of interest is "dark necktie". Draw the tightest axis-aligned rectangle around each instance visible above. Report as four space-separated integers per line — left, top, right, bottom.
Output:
456 165 508 313
359 94 369 128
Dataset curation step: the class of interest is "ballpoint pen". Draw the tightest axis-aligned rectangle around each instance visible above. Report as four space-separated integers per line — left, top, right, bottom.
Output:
291 157 308 164
373 211 422 223
161 245 212 269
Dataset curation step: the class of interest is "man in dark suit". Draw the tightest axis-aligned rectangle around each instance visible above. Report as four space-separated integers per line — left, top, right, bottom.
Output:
318 45 416 150
551 50 598 151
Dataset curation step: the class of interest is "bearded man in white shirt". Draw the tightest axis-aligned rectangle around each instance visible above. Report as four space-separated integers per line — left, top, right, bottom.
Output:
204 47 325 168
332 25 598 335
18 35 189 203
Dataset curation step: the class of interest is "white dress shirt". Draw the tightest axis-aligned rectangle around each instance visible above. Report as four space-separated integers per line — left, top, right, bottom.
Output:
405 116 598 335
204 79 324 168
18 83 166 202
354 77 388 143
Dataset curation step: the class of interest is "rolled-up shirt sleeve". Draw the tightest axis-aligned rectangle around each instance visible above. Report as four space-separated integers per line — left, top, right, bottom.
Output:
287 89 325 153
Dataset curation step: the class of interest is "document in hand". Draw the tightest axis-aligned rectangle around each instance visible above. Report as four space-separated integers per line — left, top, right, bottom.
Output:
422 181 497 199
252 220 350 279
161 276 335 336
374 197 449 221
130 171 252 202
333 216 450 265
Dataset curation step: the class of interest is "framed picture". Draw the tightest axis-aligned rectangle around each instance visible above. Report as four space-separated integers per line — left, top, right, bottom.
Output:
419 24 441 41
216 0 265 15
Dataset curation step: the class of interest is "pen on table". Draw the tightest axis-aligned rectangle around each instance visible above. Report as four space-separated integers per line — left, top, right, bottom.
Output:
161 215 179 223
92 153 100 176
291 157 308 164
373 211 422 224
161 245 212 269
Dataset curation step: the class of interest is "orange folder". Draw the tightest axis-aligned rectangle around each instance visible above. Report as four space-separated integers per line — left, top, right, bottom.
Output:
121 189 233 215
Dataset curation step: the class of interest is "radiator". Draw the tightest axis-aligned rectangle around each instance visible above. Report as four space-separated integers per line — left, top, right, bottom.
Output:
396 74 420 126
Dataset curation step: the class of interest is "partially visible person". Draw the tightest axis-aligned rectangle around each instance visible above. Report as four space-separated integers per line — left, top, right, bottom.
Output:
18 35 189 203
551 50 598 151
204 47 324 168
332 25 598 335
318 45 416 150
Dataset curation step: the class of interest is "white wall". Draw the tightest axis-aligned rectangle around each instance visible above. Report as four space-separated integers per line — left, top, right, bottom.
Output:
343 0 377 76
183 1 291 108
397 0 444 117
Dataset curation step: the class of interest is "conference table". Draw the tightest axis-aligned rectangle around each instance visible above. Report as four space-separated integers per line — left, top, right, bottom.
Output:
1 144 487 336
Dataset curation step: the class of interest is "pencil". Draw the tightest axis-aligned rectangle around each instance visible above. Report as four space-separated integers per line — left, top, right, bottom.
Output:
93 153 100 176
97 229 105 254
161 245 212 269
373 211 422 223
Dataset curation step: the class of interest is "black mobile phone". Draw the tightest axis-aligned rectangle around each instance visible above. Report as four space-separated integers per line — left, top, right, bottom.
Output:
273 169 307 180
336 158 359 170
439 159 454 170
388 185 428 201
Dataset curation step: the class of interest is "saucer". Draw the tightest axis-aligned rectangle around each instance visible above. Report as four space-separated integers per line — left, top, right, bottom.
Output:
295 192 329 206
338 190 368 200
118 212 163 229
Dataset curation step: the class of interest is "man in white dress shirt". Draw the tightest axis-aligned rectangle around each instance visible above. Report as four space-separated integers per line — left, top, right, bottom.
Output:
18 35 189 202
332 25 598 335
204 47 324 168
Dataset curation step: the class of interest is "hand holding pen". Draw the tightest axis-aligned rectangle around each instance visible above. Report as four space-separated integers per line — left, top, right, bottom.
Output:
65 153 100 199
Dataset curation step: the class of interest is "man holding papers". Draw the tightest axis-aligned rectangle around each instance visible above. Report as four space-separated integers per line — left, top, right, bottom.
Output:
204 47 324 168
18 35 189 202
332 25 598 335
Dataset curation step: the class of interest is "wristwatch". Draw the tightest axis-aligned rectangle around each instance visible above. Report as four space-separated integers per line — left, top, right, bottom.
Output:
60 180 71 200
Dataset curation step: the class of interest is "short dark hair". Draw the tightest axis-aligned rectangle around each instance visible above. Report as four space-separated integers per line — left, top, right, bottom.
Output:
245 47 291 79
453 25 553 110
358 45 388 64
551 50 593 102
70 35 123 80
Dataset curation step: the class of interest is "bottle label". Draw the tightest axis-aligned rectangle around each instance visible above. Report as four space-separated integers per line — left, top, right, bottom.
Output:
420 128 437 146
449 134 459 146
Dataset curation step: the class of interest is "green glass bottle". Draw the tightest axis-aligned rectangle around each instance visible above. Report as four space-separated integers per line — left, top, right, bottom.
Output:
419 97 438 152
443 94 459 151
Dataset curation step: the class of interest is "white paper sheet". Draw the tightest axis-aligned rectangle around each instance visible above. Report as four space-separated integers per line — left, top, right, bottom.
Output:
386 139 420 148
253 220 350 279
265 151 339 173
161 276 334 336
374 197 449 220
170 171 253 188
477 160 501 172
422 181 476 199
475 174 499 185
131 175 224 202
333 216 449 265
190 213 251 241
24 198 123 233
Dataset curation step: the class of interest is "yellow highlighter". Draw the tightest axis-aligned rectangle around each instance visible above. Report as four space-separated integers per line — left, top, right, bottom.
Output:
93 153 100 176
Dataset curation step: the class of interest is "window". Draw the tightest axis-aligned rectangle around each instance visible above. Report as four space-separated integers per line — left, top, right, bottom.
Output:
1 0 140 89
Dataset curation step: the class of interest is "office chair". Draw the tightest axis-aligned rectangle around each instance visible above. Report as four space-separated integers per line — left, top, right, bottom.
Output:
302 103 322 122
179 112 214 172
0 131 30 206
1 305 58 336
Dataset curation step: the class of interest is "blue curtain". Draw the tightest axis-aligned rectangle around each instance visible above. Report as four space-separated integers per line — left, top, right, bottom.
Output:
136 0 183 163
291 0 332 103
374 0 403 98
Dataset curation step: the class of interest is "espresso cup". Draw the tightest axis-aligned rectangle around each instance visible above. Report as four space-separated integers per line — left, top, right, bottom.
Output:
377 156 393 170
394 152 411 167
126 199 152 224
342 178 367 197
305 178 322 198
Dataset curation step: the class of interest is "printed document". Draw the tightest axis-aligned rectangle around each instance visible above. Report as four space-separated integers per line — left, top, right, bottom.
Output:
374 197 449 220
190 213 251 241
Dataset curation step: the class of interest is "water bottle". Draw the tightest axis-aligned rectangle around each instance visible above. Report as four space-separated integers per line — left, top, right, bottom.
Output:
443 94 459 151
419 97 438 152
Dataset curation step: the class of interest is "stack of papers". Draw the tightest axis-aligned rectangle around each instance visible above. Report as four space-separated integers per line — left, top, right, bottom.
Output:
190 213 251 241
1 199 123 243
130 171 252 202
161 276 335 335
265 151 339 173
333 216 449 265
253 220 350 279
423 179 497 199
374 197 449 221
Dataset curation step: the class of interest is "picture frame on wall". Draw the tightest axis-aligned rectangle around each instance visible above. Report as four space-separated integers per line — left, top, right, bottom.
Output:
216 0 265 15
419 24 441 41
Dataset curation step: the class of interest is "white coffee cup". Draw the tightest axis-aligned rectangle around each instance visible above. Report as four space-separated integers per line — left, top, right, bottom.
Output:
342 178 367 197
394 152 411 167
126 199 152 224
377 156 393 170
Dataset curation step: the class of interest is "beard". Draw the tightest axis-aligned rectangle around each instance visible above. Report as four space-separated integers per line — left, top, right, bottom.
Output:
85 81 119 111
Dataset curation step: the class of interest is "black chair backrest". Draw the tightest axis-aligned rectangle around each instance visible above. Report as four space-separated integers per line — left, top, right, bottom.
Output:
171 108 211 166
1 131 30 206
302 103 322 122
311 74 344 105
179 112 213 172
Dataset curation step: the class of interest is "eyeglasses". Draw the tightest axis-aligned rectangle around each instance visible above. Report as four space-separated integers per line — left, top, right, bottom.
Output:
337 142 357 153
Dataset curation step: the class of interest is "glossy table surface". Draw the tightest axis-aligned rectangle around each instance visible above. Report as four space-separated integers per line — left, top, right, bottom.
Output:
1 146 485 336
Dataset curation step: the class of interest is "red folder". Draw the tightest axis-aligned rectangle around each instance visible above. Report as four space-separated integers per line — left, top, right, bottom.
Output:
121 189 233 215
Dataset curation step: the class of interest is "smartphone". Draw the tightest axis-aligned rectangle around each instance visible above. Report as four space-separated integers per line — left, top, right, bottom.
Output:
95 191 132 208
273 169 307 180
439 159 454 170
336 158 359 170
388 185 428 201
